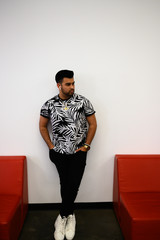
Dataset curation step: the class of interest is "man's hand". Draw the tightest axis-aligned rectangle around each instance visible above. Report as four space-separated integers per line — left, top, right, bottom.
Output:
75 146 89 153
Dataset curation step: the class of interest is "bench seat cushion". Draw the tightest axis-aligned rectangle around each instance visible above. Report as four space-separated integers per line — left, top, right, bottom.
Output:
120 192 160 240
0 195 21 240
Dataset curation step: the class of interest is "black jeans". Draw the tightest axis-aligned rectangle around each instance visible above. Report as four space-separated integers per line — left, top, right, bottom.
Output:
49 149 87 217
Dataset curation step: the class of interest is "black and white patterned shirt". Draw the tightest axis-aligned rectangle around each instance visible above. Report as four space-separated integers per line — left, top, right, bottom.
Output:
40 93 95 154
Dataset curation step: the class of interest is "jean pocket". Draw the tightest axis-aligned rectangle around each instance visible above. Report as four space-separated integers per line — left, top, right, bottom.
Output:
77 150 87 155
49 148 56 161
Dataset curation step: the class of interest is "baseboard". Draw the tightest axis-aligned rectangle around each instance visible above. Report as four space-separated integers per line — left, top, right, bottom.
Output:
29 202 113 210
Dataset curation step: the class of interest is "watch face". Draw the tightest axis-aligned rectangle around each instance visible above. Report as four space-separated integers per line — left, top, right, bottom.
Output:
84 145 88 149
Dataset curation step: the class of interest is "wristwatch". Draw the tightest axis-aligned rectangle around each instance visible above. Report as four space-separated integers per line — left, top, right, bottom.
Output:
83 143 90 150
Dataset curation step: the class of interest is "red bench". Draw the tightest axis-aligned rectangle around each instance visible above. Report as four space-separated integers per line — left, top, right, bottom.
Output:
0 156 28 240
113 154 160 240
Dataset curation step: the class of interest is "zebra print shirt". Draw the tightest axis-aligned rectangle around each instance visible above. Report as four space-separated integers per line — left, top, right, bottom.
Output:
40 93 95 154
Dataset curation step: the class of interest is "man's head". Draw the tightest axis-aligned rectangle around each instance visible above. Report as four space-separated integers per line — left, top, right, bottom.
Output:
55 70 75 99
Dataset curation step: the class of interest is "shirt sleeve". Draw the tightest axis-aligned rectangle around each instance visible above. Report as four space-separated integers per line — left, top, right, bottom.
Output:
83 97 95 116
40 101 50 119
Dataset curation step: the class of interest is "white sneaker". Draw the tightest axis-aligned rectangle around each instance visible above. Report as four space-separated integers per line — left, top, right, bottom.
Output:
65 214 76 240
54 214 67 240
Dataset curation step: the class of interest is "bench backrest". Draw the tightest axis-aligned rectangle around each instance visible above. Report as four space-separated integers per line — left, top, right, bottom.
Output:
0 156 27 197
116 155 160 193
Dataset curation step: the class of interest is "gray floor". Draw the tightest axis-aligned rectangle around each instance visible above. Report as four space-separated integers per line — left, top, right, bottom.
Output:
19 208 124 240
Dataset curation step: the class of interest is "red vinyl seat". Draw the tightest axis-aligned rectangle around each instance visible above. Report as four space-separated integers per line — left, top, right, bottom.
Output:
113 155 160 240
0 195 21 240
0 156 28 240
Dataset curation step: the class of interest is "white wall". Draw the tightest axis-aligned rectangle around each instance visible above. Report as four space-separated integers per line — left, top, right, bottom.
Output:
0 0 160 203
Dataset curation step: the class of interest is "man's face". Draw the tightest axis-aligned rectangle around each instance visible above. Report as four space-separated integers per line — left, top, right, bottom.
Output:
59 77 75 98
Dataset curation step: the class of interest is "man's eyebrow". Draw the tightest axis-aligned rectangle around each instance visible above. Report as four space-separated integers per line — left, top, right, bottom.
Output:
65 82 75 84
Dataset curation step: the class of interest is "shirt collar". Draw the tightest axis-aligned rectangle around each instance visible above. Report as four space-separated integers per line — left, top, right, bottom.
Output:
55 93 75 102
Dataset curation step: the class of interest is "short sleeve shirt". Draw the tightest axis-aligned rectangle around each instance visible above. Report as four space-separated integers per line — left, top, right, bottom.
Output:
40 93 95 154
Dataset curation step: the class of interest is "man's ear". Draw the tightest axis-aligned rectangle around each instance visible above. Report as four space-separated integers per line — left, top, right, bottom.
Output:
57 83 61 90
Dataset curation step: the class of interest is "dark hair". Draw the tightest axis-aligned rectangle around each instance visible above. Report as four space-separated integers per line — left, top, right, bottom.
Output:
55 70 74 83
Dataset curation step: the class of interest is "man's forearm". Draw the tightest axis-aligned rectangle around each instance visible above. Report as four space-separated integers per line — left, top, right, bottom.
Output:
85 123 97 146
40 127 54 149
85 114 97 147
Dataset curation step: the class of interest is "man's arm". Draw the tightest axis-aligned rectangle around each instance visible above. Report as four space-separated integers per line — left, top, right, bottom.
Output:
76 114 97 152
39 116 54 149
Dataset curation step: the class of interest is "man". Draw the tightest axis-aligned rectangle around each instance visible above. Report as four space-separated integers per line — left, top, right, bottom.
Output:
39 70 97 240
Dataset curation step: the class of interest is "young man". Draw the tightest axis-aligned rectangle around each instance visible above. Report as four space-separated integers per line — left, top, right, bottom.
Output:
39 70 97 240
